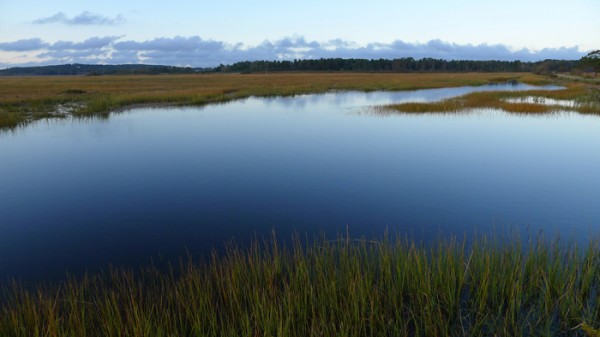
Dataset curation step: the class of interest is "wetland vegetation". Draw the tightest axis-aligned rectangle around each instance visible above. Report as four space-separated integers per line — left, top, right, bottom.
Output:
2 70 599 336
1 234 599 337
0 72 571 129
382 82 600 115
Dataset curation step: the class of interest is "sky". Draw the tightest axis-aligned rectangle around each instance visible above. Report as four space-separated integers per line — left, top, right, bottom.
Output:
0 0 598 68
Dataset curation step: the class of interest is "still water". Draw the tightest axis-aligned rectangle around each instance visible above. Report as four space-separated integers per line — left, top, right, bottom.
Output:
1 83 599 282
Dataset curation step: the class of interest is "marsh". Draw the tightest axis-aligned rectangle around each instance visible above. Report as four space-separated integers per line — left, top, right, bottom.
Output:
1 83 598 282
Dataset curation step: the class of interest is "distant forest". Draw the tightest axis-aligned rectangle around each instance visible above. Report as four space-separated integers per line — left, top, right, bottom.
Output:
217 58 578 74
0 64 197 76
0 58 579 76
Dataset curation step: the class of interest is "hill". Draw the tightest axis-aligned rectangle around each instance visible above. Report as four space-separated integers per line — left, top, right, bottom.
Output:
0 63 202 76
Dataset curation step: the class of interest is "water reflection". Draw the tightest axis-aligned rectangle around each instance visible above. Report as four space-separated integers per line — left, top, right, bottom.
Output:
259 83 564 109
1 84 598 284
504 96 579 108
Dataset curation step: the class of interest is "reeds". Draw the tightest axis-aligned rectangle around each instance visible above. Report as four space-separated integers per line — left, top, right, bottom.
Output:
385 85 600 115
1 233 599 337
0 72 551 129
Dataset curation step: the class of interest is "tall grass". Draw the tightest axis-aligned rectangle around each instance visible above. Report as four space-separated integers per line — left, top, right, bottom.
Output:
384 85 600 115
0 72 552 129
1 233 599 336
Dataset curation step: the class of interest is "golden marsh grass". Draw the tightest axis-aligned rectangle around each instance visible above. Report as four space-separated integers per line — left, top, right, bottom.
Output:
384 83 600 115
0 72 552 128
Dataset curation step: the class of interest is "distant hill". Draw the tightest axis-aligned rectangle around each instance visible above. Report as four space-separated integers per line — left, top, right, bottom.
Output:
0 64 204 76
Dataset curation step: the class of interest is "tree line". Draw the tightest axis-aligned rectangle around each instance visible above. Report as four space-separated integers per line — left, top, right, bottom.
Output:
0 58 582 76
0 64 199 76
579 50 600 76
216 58 578 74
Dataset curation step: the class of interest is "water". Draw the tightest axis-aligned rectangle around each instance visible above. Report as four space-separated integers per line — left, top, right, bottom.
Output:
1 83 599 282
503 96 579 108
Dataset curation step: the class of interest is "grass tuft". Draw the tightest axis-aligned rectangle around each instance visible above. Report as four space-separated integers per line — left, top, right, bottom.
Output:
582 323 600 337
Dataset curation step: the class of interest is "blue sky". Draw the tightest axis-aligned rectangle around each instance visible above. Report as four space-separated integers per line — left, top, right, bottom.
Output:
0 0 597 67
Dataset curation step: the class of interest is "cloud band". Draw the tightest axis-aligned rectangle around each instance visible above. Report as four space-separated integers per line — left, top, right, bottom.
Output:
33 12 125 26
0 36 586 68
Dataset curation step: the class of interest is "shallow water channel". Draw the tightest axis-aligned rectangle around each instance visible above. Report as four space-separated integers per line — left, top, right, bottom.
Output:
1 83 599 282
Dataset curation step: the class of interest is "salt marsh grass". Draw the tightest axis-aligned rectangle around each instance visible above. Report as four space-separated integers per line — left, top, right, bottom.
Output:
385 85 600 115
0 72 549 129
1 233 599 337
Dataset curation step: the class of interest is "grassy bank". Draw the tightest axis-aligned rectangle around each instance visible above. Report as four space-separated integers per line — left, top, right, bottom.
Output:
382 81 600 115
0 72 548 129
2 234 599 337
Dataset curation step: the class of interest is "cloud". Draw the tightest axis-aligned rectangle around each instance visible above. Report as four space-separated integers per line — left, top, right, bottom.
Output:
0 36 120 65
49 36 122 51
0 38 48 51
113 36 225 53
33 12 125 25
0 36 588 68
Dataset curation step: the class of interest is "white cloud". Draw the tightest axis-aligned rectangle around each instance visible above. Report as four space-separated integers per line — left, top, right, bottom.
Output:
0 38 48 51
0 36 588 68
33 12 125 26
113 36 225 53
49 36 122 51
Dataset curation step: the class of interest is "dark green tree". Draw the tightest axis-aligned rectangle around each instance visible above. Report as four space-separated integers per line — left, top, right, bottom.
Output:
580 50 600 77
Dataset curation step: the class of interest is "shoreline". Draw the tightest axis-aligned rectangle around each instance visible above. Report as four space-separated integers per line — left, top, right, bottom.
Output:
0 72 563 129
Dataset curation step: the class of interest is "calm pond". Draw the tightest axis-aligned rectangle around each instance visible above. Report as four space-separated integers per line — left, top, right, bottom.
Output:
1 83 599 282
